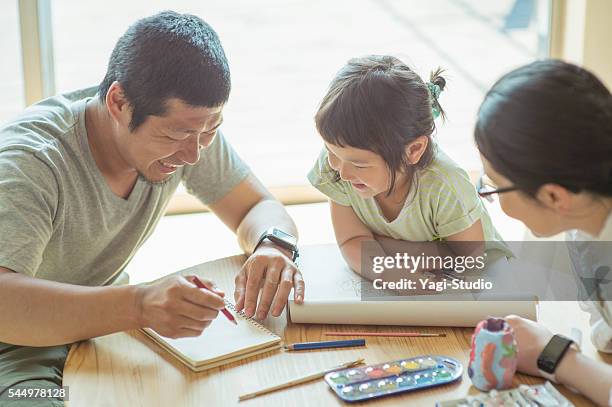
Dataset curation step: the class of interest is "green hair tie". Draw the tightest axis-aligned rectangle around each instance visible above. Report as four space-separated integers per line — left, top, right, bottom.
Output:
427 82 442 119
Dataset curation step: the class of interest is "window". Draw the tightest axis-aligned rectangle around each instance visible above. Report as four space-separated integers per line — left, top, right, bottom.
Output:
48 1 549 188
0 1 25 121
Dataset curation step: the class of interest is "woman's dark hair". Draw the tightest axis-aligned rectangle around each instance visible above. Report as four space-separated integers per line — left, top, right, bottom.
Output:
315 55 446 195
475 59 612 197
98 11 231 131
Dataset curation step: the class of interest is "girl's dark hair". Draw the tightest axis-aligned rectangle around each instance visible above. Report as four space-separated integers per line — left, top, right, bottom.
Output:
98 11 231 132
475 59 612 197
315 55 446 195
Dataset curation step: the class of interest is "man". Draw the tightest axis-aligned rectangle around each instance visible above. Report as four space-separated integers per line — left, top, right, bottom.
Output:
0 11 303 404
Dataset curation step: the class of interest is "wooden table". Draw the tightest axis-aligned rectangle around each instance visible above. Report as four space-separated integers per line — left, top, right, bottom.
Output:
64 254 609 406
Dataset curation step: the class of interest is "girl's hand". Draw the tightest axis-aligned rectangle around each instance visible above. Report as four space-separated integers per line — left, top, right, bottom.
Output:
505 314 553 377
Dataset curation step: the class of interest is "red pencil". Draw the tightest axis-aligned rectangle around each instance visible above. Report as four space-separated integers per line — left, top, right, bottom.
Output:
192 276 237 325
325 332 445 338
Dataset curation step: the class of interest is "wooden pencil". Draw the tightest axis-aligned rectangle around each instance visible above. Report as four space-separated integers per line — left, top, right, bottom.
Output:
192 276 237 325
325 332 446 338
283 339 366 351
238 358 365 401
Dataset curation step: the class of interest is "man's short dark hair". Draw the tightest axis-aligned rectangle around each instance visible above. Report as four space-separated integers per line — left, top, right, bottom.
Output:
98 11 231 131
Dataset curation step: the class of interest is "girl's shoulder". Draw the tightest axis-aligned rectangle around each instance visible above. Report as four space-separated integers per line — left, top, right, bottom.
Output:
416 147 474 193
307 148 355 206
308 149 347 187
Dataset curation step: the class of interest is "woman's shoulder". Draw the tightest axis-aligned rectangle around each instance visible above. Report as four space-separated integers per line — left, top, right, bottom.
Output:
566 213 612 242
599 214 612 240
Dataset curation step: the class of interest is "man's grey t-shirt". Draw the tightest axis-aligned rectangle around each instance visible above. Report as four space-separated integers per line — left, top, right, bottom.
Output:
0 87 250 286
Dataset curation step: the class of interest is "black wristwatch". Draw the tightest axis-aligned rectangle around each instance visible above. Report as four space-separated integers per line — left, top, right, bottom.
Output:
253 227 299 261
537 334 579 382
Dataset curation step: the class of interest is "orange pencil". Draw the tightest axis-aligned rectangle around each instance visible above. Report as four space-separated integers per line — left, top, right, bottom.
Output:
325 332 445 338
192 276 237 325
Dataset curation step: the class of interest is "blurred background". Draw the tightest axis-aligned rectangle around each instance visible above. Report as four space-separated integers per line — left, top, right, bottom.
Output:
1 1 611 210
1 0 611 279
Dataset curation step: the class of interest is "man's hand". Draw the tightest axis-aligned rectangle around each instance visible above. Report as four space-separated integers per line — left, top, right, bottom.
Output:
234 242 304 319
136 274 226 339
505 314 554 377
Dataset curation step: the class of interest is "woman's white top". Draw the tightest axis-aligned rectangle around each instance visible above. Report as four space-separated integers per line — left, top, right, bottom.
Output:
566 212 612 352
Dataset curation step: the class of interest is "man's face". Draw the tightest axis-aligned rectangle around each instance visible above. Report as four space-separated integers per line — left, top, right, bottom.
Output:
118 99 224 183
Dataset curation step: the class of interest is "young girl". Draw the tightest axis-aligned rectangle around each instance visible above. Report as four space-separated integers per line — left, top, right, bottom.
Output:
308 55 509 277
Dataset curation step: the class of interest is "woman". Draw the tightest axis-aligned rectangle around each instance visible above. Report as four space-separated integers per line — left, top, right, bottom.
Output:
475 59 612 406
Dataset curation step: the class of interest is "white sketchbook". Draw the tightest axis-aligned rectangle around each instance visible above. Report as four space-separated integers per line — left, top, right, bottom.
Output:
288 244 538 327
141 258 281 372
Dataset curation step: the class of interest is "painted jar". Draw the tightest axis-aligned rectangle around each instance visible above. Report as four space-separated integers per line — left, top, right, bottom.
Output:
468 317 518 391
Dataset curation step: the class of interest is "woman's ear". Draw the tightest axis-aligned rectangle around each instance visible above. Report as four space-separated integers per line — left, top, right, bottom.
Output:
535 184 573 214
404 136 429 165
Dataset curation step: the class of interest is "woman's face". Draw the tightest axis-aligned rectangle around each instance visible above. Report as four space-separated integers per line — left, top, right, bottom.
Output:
481 156 567 237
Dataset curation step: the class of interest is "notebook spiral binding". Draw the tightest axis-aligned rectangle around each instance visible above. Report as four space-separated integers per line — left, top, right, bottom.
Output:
225 301 278 337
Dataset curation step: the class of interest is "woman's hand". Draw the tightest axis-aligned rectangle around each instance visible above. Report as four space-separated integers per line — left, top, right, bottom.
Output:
505 314 553 376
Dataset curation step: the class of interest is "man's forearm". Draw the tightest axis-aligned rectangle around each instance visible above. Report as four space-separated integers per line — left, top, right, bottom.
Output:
0 271 141 347
235 199 298 254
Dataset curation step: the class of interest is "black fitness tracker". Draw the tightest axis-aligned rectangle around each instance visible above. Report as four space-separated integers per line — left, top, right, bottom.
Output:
537 334 579 382
253 227 299 261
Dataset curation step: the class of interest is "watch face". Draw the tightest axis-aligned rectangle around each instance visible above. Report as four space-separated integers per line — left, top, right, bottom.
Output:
273 228 297 247
537 334 573 373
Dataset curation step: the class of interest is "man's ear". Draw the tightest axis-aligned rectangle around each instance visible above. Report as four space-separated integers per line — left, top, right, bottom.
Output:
404 135 429 165
105 81 132 129
535 184 573 214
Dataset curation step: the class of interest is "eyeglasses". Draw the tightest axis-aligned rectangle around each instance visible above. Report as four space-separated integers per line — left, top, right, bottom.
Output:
477 172 518 202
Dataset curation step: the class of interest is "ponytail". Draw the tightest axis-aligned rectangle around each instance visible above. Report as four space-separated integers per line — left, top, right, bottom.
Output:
428 67 447 120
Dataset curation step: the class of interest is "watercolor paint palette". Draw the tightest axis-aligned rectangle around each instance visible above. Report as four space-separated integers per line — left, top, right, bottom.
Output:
324 355 463 402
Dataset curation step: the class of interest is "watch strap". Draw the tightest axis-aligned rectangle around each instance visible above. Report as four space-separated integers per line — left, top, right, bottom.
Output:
537 369 558 383
253 227 299 261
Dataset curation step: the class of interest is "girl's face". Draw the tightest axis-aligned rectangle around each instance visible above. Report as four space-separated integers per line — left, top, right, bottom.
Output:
481 156 568 237
325 142 399 198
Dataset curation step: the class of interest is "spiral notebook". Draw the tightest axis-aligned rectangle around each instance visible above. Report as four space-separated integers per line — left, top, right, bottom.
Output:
140 257 281 372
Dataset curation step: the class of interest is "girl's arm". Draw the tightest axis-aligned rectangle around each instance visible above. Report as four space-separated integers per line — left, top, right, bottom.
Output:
373 220 486 268
329 202 453 289
329 200 380 279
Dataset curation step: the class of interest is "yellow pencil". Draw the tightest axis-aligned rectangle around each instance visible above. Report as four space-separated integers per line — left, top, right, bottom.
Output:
238 358 365 402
